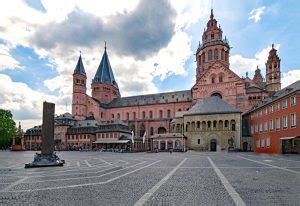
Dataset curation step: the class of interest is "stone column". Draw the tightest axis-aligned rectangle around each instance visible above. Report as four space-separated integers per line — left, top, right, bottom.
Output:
41 102 55 155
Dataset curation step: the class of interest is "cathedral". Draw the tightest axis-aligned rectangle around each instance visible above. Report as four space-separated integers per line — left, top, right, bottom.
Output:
71 10 281 151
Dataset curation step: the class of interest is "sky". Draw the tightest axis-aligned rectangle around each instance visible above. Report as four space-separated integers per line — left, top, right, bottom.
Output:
0 0 300 129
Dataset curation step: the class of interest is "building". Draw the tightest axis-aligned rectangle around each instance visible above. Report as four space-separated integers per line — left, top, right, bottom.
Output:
71 10 281 151
244 81 300 153
70 10 284 151
11 122 25 151
149 133 187 152
170 96 242 151
24 113 143 151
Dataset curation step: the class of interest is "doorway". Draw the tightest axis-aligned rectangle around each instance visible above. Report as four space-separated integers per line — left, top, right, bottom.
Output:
210 139 217 152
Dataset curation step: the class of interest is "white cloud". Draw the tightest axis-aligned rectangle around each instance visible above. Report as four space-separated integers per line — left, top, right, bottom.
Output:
0 44 21 71
230 44 280 77
0 0 211 129
0 74 69 129
248 6 266 23
281 70 300 88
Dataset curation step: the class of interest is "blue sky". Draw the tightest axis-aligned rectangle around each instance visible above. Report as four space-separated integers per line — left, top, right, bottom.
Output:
0 0 299 128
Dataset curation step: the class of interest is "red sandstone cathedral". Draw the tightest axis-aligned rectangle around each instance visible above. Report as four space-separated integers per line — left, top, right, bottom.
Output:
72 10 281 138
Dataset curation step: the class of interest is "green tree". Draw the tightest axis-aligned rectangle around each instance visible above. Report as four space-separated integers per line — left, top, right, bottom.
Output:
0 109 16 148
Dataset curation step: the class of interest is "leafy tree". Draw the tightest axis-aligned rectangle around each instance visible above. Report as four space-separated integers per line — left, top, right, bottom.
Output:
0 109 16 148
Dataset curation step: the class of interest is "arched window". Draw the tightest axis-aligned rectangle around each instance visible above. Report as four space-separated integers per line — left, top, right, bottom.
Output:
211 93 222 99
212 76 215 84
149 111 153 119
231 120 236 131
219 75 223 83
142 111 146 119
214 49 218 60
225 52 228 61
208 50 213 61
158 127 167 134
211 33 214 39
221 50 224 60
202 53 205 63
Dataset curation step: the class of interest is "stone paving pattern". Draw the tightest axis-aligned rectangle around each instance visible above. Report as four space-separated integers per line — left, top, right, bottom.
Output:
0 151 299 205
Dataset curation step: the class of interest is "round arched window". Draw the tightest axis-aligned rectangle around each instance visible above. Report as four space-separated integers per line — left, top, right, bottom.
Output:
211 93 222 99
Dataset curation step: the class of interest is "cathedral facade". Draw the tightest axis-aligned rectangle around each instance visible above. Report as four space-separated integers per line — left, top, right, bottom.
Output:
72 10 281 149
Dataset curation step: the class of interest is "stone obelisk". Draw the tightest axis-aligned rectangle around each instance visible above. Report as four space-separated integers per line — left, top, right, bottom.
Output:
25 101 64 168
41 102 55 155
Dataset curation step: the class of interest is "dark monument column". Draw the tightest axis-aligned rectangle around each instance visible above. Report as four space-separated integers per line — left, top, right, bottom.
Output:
25 101 64 168
41 102 55 155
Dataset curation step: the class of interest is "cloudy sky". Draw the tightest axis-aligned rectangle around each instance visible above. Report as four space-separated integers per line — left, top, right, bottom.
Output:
0 0 299 129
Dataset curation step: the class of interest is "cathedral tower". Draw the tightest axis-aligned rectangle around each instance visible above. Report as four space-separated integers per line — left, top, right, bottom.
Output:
91 43 120 104
195 9 230 80
266 44 281 92
72 53 87 120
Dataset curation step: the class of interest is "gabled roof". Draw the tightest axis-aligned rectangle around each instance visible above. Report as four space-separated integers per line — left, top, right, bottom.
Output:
73 54 86 75
92 48 118 87
185 96 241 116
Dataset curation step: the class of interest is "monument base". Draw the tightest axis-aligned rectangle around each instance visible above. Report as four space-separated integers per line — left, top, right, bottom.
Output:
25 153 65 168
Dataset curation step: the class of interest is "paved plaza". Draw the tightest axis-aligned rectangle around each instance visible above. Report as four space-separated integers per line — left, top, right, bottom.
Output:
0 151 299 205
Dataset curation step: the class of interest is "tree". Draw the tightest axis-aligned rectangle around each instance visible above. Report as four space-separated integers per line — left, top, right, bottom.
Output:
0 109 16 148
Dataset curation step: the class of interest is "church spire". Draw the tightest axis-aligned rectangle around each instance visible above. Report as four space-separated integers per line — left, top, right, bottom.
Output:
92 43 118 87
73 52 86 76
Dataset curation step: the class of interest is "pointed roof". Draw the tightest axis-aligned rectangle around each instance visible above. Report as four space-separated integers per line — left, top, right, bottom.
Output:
92 45 118 87
73 53 86 75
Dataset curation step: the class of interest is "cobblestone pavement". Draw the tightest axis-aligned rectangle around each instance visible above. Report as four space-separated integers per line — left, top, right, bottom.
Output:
0 151 299 205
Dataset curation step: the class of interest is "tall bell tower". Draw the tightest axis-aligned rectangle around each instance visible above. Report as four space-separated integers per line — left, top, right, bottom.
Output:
266 44 281 93
72 53 87 120
195 9 230 80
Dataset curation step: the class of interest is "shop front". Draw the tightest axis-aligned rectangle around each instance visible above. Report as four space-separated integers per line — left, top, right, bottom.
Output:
150 133 187 152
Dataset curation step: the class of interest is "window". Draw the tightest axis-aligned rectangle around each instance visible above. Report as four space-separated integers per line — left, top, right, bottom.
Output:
269 120 274 131
159 110 163 119
291 113 296 128
142 111 146 119
269 105 273 113
264 122 268 132
126 112 129 120
167 110 171 118
214 49 218 60
219 75 223 83
211 33 214 39
283 116 288 129
112 114 114 119
291 96 296 106
133 112 136 120
256 140 260 148
117 113 120 119
251 126 254 134
208 50 213 61
197 121 201 128
212 77 215 83
282 99 287 109
276 118 280 130
149 111 153 119
277 102 280 111
261 139 265 148
264 108 268 115
266 138 270 148
259 123 263 133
